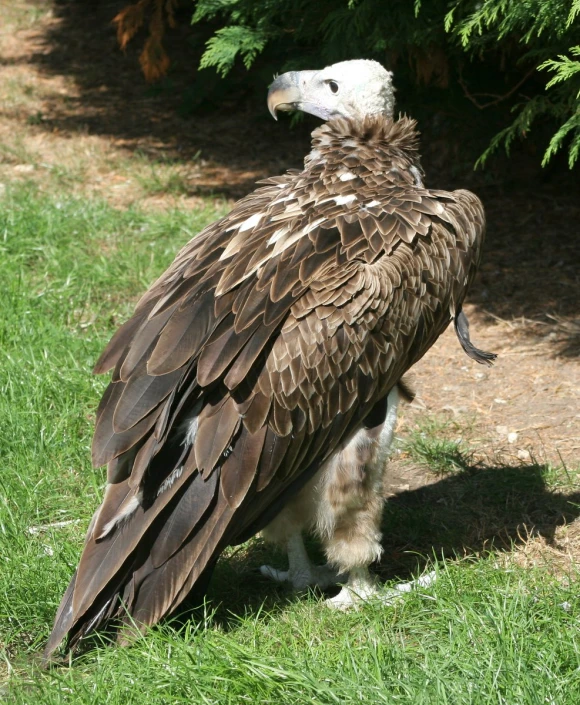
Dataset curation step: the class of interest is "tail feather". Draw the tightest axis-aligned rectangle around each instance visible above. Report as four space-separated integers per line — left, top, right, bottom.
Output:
150 466 219 568
44 570 77 661
127 488 234 629
454 307 497 366
44 453 221 660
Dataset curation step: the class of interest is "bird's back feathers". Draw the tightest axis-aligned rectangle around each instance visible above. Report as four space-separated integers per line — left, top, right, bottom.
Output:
46 115 491 658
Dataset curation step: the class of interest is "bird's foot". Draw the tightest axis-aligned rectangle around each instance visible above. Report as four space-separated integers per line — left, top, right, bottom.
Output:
326 568 437 610
260 562 345 591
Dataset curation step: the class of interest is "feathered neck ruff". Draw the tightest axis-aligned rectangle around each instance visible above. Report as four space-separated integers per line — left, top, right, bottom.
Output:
306 115 421 169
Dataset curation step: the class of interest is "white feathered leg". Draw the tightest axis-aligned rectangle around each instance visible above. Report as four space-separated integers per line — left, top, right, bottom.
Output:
303 385 418 608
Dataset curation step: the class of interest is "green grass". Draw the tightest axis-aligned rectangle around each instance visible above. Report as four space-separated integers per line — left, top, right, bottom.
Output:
1 182 580 703
403 416 472 475
0 182 226 655
5 563 580 704
131 150 200 197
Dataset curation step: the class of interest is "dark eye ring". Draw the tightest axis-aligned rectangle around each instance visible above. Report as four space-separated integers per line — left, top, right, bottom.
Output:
328 80 339 94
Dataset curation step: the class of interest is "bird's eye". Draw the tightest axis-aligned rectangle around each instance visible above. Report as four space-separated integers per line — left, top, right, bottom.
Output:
328 80 339 94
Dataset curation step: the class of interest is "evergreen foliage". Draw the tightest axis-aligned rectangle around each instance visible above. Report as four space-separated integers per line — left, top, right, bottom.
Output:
115 0 580 168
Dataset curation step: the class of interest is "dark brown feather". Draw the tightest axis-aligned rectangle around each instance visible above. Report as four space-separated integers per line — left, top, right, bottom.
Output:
223 321 278 390
241 392 271 435
119 307 174 381
454 307 497 365
112 368 183 434
70 453 196 623
93 311 151 375
150 468 219 567
196 318 258 387
194 396 241 476
220 424 268 508
256 427 292 492
46 113 489 659
92 395 161 468
147 292 218 375
126 490 234 630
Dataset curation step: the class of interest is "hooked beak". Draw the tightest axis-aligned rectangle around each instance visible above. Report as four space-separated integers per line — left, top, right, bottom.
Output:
267 71 303 120
267 70 331 121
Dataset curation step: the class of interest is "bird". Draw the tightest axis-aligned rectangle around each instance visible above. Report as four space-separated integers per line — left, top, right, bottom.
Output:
45 59 495 658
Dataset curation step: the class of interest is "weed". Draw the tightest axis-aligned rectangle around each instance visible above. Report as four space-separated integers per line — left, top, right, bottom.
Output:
403 417 472 474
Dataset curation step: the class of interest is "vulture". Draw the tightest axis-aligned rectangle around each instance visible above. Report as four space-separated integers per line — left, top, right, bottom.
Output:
45 59 495 658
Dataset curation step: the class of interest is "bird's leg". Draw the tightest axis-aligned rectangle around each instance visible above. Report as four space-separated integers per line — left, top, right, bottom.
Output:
260 530 344 590
318 386 438 608
309 386 406 608
260 471 345 590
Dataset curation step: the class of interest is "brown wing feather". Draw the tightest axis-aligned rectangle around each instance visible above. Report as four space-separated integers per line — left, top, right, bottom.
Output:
150 468 219 568
118 307 175 381
220 424 269 508
112 368 183 434
70 458 193 622
146 293 217 375
46 115 490 659
194 396 241 476
93 309 153 375
92 389 161 468
123 487 234 632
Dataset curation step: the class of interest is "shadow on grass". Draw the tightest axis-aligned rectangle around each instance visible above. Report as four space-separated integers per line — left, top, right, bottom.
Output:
377 463 580 579
191 462 580 631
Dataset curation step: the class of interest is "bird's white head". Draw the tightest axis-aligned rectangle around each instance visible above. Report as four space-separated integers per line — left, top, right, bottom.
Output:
267 59 395 122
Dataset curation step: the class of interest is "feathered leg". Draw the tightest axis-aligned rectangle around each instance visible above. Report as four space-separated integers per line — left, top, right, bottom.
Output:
317 387 398 607
260 482 343 589
318 385 436 608
260 381 435 603
260 385 401 593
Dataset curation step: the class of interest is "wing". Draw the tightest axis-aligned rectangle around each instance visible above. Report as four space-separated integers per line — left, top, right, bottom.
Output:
46 163 486 657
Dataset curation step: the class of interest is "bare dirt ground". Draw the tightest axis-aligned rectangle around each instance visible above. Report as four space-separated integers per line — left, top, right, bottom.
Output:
1 0 579 574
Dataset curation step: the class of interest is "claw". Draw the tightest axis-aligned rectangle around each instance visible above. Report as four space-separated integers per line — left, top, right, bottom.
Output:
326 569 437 610
261 531 345 591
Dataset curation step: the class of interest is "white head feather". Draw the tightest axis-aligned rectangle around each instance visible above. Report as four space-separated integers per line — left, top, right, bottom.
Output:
268 59 395 122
